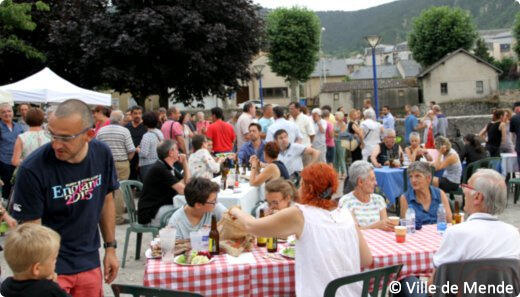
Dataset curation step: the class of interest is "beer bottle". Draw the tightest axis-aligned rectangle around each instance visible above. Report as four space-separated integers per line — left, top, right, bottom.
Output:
453 201 462 224
266 237 278 253
234 158 240 184
208 215 220 255
257 209 267 247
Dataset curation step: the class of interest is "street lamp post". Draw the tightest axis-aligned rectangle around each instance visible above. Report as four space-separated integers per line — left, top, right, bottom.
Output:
320 27 326 88
365 35 382 119
253 64 266 108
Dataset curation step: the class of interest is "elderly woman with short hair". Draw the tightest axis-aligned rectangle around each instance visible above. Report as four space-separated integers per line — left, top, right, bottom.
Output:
404 132 432 164
400 161 452 225
360 109 383 161
432 136 463 193
340 160 394 231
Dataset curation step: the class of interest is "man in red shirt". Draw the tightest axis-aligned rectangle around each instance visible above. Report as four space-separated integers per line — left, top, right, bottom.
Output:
206 107 235 153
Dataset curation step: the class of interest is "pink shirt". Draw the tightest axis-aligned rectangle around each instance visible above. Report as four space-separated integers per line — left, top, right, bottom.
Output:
94 119 110 135
161 120 183 140
325 122 335 147
196 120 210 135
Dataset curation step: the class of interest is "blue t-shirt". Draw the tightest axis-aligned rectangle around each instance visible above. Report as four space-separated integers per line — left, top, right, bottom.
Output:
258 117 274 133
404 114 418 146
0 121 24 164
404 185 441 225
12 139 119 275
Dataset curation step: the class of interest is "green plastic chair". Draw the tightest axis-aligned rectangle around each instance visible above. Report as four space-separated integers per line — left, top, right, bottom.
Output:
111 284 204 297
159 208 177 228
508 178 520 204
323 264 403 297
119 180 159 268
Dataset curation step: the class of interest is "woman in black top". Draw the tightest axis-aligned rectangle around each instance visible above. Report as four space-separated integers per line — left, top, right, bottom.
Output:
249 141 290 187
461 134 489 165
479 109 504 157
347 109 364 162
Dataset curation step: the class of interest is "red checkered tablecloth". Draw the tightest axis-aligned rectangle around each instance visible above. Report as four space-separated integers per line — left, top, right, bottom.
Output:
362 224 443 280
144 225 443 295
143 246 295 297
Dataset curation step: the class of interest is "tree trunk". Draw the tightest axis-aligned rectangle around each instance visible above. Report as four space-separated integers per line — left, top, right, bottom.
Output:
159 89 170 108
289 79 299 102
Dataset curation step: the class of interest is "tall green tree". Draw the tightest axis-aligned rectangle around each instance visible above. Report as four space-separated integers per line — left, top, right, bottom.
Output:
513 11 520 59
493 57 517 80
0 0 48 83
474 38 494 64
408 6 477 67
266 7 320 102
87 0 264 107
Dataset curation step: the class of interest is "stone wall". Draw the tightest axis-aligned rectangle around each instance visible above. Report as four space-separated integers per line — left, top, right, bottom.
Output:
395 114 492 140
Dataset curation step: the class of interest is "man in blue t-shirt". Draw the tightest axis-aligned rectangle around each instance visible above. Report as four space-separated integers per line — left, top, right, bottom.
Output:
11 99 119 296
404 105 425 146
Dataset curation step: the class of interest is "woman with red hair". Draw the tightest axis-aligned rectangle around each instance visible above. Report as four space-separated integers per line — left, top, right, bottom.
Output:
230 163 372 297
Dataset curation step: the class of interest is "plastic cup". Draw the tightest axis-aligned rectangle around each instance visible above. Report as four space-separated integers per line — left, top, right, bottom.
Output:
388 216 400 226
0 222 8 234
395 226 406 243
159 227 177 262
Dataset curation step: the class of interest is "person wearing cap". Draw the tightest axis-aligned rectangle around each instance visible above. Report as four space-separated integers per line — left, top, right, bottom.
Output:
510 102 520 170
311 108 327 163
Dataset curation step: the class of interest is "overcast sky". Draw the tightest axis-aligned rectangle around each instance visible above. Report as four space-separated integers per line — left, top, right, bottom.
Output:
253 0 399 11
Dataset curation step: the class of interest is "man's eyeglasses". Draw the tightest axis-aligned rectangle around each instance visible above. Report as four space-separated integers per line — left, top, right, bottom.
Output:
461 183 478 193
45 127 90 142
205 200 217 205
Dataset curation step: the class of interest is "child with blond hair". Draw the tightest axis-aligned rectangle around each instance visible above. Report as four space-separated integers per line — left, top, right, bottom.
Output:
0 224 70 297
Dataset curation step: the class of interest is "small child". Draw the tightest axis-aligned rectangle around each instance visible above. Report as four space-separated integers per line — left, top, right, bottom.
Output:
0 224 70 297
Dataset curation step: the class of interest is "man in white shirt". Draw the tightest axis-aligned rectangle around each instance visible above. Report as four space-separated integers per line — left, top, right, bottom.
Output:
433 169 520 266
289 102 315 146
363 99 376 118
310 108 327 162
236 102 256 151
275 129 319 179
266 106 302 143
402 169 520 297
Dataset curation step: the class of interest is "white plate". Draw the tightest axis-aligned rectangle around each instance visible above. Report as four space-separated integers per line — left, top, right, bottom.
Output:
279 247 295 259
145 248 162 259
174 255 215 266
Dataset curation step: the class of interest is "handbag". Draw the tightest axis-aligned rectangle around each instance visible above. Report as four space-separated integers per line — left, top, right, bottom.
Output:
340 128 359 152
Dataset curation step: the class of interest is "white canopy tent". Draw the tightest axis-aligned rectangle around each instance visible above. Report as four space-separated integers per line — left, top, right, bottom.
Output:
0 67 111 106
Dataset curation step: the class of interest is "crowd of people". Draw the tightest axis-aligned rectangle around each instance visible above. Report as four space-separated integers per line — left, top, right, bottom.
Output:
0 98 519 297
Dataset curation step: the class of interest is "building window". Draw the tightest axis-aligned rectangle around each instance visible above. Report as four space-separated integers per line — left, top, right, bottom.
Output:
398 90 405 97
440 83 448 95
333 93 339 100
262 87 288 98
476 81 484 94
500 44 511 53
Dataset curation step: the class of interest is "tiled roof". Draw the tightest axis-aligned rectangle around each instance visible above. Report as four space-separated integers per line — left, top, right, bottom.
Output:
350 65 401 80
310 58 348 77
321 78 418 92
398 60 421 78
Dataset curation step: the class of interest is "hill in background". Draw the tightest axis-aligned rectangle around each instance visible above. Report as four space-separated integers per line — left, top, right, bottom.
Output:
311 0 520 56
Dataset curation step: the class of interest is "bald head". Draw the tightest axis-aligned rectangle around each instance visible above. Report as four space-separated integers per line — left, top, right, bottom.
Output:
54 99 94 129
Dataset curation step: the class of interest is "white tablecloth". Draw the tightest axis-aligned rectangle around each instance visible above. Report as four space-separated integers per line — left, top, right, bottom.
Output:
173 176 262 214
501 153 518 176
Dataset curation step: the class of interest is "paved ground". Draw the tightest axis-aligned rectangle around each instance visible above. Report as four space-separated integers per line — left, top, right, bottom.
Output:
0 187 519 296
